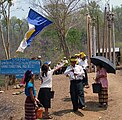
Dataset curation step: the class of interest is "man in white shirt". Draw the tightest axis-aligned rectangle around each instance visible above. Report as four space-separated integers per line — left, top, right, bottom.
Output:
79 52 89 88
64 56 86 112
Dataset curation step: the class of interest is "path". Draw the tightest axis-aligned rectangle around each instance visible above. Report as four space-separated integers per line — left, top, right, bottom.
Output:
0 70 122 120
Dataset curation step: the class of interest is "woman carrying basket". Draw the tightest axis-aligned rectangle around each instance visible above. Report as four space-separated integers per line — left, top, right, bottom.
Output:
24 70 39 120
95 64 108 107
38 63 64 119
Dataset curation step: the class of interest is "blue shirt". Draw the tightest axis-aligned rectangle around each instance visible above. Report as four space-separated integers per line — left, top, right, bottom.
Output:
25 82 36 97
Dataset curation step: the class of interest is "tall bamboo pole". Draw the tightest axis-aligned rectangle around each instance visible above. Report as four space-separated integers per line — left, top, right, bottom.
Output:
112 12 116 65
86 14 92 72
102 6 107 57
97 16 100 56
108 12 112 61
105 13 109 58
92 18 96 57
105 3 110 59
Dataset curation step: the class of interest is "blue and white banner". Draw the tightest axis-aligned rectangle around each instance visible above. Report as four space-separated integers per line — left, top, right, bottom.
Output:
16 9 53 52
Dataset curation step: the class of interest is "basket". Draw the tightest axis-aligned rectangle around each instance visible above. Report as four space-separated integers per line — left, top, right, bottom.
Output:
92 83 102 93
36 108 43 119
50 91 55 99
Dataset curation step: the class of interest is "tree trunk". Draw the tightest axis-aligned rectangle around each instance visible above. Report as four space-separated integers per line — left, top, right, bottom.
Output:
0 23 8 59
6 2 11 59
57 29 70 58
62 35 70 58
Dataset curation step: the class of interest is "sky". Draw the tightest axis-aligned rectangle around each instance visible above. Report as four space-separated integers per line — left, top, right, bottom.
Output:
11 0 121 19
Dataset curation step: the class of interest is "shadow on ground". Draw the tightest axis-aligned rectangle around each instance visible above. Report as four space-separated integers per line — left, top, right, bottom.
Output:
62 97 71 102
84 101 108 111
53 109 84 117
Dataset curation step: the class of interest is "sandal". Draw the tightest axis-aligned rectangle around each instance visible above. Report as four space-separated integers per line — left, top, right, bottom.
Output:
43 116 53 119
103 103 108 107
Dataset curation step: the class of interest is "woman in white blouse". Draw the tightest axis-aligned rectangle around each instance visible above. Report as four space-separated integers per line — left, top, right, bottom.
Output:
38 63 63 119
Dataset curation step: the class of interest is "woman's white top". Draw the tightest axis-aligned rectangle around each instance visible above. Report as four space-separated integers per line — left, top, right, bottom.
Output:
40 69 54 88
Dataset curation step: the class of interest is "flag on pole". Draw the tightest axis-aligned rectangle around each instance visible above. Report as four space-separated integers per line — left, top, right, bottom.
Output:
16 9 53 52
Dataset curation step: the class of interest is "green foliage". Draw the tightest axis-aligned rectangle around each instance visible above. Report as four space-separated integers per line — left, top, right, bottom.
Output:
113 5 122 43
0 76 5 87
0 1 122 64
115 42 122 48
67 28 82 50
0 80 4 87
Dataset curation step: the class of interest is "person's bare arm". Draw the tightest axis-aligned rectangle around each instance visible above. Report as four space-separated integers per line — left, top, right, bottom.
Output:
29 88 38 108
29 87 35 103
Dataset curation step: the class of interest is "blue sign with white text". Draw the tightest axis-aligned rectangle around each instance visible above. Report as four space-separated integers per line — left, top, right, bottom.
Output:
0 58 40 78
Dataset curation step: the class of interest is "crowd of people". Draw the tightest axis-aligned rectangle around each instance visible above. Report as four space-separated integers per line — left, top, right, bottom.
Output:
24 52 108 119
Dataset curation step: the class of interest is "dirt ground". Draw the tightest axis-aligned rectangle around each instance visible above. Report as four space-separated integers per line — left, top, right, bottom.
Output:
0 70 122 120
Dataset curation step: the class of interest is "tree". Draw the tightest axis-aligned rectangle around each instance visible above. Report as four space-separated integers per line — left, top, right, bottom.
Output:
0 0 19 89
10 17 28 57
29 0 85 58
113 5 122 42
0 0 13 59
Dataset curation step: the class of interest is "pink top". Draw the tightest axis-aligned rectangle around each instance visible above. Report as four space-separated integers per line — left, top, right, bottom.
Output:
20 74 25 84
96 68 108 88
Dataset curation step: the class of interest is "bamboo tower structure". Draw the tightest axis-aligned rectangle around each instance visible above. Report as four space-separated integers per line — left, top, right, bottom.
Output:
86 1 116 73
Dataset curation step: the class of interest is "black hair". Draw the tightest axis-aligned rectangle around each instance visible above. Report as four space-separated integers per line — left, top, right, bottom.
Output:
41 64 49 77
24 70 33 85
70 56 77 59
96 63 103 68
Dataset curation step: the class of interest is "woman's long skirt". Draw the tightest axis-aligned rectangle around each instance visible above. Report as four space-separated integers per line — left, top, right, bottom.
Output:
25 96 36 120
38 88 51 108
98 87 108 104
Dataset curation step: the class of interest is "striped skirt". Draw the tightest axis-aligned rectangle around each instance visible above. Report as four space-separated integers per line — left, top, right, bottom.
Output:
98 88 108 104
25 96 36 120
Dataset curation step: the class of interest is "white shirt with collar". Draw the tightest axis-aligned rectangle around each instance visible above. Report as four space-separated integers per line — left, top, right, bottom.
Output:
64 65 85 80
78 59 88 69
